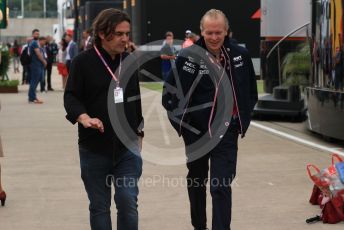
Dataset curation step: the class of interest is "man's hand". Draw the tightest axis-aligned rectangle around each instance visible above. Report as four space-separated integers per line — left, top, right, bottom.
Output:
160 54 176 60
77 113 104 133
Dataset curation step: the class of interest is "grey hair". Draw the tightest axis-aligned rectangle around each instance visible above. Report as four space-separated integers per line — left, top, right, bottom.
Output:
200 9 229 31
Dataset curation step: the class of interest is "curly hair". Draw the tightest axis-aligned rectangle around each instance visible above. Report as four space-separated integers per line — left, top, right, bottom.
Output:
92 8 131 47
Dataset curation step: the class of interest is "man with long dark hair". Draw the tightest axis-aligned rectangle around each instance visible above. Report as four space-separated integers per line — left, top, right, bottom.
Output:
64 9 144 230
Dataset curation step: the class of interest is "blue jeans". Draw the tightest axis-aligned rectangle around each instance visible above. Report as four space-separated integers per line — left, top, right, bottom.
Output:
79 147 142 230
162 71 170 82
28 65 44 101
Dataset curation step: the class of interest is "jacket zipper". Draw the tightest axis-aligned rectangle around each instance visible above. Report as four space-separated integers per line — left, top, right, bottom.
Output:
223 47 243 135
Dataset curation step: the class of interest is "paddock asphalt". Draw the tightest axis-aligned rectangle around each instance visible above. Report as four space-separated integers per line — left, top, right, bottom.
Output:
0 67 343 229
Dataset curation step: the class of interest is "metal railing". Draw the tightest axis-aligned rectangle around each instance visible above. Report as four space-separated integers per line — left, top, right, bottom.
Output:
266 22 311 85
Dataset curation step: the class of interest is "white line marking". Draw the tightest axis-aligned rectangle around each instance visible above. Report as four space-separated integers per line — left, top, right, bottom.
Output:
158 104 170 145
251 121 344 157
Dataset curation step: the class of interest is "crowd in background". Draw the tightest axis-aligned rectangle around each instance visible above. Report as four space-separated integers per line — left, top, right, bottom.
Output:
4 27 203 104
5 29 83 104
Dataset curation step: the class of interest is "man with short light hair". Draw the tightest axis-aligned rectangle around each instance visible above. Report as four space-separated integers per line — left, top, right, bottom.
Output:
163 9 258 230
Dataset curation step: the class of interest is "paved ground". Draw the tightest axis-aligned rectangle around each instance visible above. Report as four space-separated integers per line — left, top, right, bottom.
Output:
0 66 344 229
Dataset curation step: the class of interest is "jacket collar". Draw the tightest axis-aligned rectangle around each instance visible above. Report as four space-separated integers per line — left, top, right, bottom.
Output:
95 46 123 63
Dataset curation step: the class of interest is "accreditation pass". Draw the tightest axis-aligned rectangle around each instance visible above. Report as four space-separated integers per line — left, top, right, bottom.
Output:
114 87 124 103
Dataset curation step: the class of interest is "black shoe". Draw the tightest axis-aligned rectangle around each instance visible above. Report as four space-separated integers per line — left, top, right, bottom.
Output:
48 88 54 91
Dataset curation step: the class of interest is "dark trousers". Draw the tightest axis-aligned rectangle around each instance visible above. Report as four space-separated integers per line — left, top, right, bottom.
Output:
40 70 46 92
162 71 170 82
79 146 142 230
22 65 31 84
46 62 53 89
66 60 71 73
185 123 239 230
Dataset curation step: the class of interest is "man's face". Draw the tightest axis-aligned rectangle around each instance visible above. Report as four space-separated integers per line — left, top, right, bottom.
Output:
201 16 227 54
46 36 52 43
101 20 130 55
166 35 173 45
32 31 40 40
65 35 72 43
39 39 46 47
82 31 89 39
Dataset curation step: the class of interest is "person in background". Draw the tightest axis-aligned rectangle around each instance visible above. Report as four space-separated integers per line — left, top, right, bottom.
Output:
81 28 92 51
21 37 32 85
184 29 192 40
45 35 59 91
182 32 197 48
0 102 6 207
160 31 177 81
28 29 47 104
38 36 48 93
11 40 21 73
0 148 5 207
6 42 11 50
65 32 78 73
182 29 192 48
57 37 69 89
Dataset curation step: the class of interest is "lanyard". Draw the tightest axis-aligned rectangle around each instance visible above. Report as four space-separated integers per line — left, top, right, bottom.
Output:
179 50 227 138
206 51 227 138
94 45 122 88
206 52 226 84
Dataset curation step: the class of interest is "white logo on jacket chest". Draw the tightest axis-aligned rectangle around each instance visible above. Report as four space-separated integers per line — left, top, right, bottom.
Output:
233 55 243 68
233 55 242 62
234 62 244 68
182 61 196 74
199 63 209 75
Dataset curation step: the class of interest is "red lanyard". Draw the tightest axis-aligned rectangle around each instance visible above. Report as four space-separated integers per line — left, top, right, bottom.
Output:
206 51 226 138
94 45 122 87
178 51 227 138
206 52 226 84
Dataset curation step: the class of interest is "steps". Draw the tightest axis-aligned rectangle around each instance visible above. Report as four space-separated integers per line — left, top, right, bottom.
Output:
253 85 307 117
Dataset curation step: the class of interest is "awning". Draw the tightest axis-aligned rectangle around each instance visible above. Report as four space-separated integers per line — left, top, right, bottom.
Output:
251 9 261 19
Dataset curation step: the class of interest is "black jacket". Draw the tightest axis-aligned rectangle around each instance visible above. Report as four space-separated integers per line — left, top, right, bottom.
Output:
64 47 143 154
162 37 257 140
45 42 58 63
